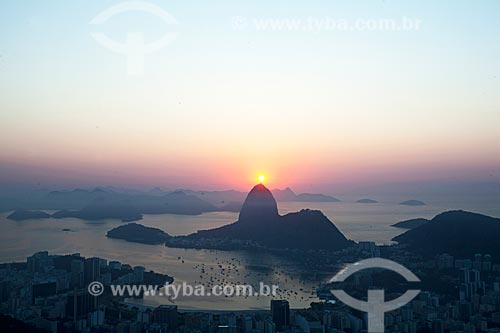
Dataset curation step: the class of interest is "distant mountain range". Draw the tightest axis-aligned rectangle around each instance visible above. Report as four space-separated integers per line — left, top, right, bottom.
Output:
393 210 500 258
0 186 346 221
5 189 220 222
51 200 143 222
1 188 218 214
1 185 430 222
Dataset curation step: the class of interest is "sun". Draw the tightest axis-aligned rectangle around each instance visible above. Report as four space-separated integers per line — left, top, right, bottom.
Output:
258 175 265 183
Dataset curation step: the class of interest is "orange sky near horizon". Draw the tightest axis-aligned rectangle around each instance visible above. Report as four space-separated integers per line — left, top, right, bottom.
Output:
1 1 499 191
1 133 498 191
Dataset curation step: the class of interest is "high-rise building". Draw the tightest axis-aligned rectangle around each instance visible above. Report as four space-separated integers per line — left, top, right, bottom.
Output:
32 281 57 304
401 306 413 321
153 305 178 332
71 259 84 288
218 325 238 333
264 319 276 333
109 261 122 270
243 315 253 332
133 266 145 283
271 300 290 329
84 257 101 284
147 324 168 333
27 251 53 273
66 289 97 320
459 302 472 321
433 320 444 333
469 269 480 283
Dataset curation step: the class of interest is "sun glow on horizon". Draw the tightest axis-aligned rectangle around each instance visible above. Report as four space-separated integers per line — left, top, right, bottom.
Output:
258 175 265 183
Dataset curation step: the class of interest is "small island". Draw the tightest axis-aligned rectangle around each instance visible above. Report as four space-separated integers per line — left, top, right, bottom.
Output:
356 198 378 204
399 200 426 206
107 223 170 245
7 210 51 221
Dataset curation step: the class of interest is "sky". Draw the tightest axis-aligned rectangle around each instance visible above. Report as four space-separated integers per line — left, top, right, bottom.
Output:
0 0 499 192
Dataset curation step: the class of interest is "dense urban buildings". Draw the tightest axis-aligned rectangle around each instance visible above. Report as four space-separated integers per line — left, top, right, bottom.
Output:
1 246 500 333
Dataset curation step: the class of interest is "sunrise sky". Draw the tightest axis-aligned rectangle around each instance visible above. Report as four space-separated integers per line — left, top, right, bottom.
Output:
1 0 499 191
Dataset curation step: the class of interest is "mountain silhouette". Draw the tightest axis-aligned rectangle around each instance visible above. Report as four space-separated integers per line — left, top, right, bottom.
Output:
239 184 279 222
184 184 351 250
393 210 500 259
271 187 298 201
391 218 430 229
295 193 340 202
